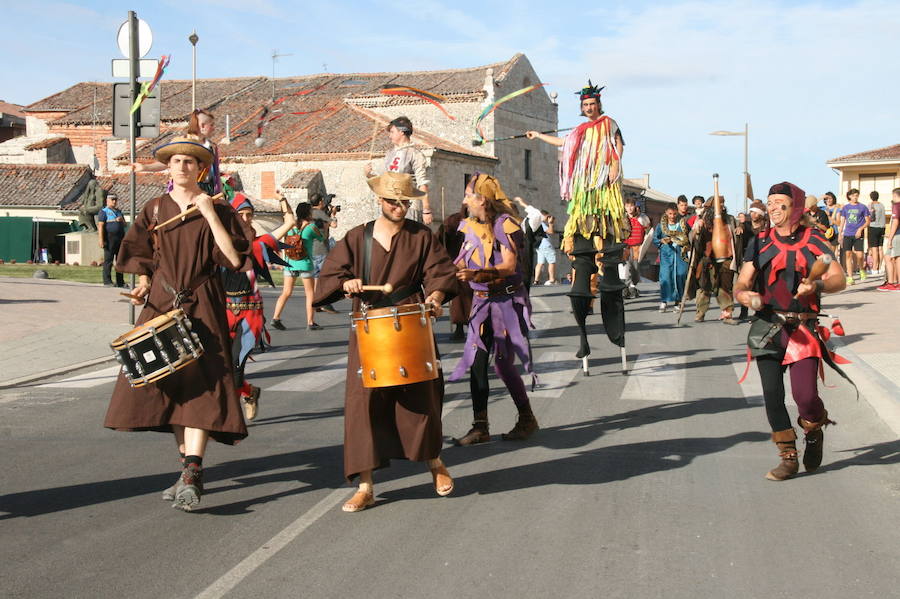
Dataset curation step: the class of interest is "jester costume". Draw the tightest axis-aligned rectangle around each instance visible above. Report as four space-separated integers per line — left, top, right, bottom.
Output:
560 82 626 248
222 193 288 418
448 174 537 444
740 181 854 481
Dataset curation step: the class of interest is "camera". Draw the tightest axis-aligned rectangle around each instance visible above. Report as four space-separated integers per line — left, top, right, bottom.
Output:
331 205 341 214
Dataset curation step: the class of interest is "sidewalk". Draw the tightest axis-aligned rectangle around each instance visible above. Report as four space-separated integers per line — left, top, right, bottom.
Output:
1 275 898 432
0 278 134 387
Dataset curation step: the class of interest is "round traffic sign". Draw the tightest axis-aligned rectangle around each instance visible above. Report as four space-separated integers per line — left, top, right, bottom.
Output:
116 18 153 59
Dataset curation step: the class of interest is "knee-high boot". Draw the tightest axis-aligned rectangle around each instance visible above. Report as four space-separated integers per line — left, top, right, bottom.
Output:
798 410 835 472
766 429 799 481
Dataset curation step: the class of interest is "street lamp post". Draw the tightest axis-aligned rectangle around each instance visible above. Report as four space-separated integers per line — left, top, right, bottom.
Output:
189 31 199 111
709 123 750 213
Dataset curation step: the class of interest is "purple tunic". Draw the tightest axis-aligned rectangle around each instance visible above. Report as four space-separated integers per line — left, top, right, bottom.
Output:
448 214 535 382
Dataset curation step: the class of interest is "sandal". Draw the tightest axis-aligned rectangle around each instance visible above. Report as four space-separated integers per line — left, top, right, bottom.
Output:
342 490 374 513
430 462 454 497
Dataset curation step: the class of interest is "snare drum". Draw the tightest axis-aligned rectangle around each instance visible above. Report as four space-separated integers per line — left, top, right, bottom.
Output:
352 303 439 388
111 309 204 387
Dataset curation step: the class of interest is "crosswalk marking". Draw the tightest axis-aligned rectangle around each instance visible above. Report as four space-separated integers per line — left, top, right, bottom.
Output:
532 351 583 398
244 346 317 376
619 353 687 401
39 364 123 389
267 356 348 393
732 357 764 405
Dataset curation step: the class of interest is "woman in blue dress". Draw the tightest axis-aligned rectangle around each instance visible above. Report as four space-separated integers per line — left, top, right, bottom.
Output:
653 203 690 312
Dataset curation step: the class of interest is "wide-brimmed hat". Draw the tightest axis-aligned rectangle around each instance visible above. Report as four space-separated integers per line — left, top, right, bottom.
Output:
805 194 820 211
367 172 425 201
154 135 213 166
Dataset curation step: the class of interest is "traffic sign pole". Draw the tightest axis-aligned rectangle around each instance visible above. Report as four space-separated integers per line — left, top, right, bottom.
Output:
128 11 139 325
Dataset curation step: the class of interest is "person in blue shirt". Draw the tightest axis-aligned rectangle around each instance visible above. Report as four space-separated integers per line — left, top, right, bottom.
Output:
97 192 126 287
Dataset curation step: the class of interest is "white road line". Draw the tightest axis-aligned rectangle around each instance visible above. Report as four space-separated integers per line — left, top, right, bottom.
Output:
531 350 582 398
38 364 123 389
244 346 317 376
196 361 468 599
732 357 764 406
531 296 552 337
619 353 687 401
194 487 352 599
267 356 348 393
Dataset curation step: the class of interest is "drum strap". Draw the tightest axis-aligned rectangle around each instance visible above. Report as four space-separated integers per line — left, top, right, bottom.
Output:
362 220 421 308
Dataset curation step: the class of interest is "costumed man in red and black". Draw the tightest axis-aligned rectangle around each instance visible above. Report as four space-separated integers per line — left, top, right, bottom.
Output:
225 191 296 421
734 182 850 481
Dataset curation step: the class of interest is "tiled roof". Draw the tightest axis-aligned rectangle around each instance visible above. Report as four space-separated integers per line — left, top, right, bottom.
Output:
0 134 66 157
122 97 495 163
0 164 92 207
828 144 900 164
0 101 26 118
23 136 69 151
26 54 523 127
281 169 322 188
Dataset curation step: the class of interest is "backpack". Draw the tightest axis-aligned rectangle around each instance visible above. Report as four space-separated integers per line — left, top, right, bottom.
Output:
284 228 307 261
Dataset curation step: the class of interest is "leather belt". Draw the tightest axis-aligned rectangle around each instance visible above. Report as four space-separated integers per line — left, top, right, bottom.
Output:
474 283 521 299
772 310 817 322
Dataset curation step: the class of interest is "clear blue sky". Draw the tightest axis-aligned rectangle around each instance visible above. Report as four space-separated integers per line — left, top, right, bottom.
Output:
2 0 898 213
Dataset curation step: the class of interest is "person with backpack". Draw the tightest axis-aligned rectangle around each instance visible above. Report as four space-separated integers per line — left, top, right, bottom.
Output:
271 202 325 331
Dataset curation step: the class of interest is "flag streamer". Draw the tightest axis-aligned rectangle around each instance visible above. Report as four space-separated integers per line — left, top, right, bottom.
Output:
473 83 547 143
130 55 171 114
380 85 455 120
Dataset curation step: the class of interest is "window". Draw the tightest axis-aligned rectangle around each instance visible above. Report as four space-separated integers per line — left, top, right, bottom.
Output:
524 149 532 181
261 171 276 199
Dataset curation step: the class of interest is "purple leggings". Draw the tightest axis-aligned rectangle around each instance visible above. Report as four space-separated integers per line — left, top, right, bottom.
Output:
756 356 825 431
470 320 530 414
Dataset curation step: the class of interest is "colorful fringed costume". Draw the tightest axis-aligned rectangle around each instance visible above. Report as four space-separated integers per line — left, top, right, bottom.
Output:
559 82 626 248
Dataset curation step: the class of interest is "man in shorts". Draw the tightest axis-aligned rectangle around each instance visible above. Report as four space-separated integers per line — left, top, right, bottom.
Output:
877 188 900 291
839 188 870 285
867 191 886 276
533 210 557 285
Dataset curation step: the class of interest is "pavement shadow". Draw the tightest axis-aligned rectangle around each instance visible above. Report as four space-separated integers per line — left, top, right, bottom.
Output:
817 438 900 473
248 407 344 426
0 443 344 520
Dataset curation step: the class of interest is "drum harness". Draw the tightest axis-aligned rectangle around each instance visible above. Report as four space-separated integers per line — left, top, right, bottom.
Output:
361 221 421 310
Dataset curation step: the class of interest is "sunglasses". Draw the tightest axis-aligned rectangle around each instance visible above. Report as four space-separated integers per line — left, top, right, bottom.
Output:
383 198 411 208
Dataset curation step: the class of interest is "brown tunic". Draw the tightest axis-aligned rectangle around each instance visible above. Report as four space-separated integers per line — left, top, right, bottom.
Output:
314 219 458 480
104 194 251 445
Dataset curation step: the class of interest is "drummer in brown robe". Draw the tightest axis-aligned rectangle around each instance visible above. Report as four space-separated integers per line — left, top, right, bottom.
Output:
313 172 458 513
104 135 250 511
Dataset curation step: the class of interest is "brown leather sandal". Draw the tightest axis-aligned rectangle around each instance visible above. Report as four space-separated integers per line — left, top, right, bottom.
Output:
342 490 375 513
430 463 454 497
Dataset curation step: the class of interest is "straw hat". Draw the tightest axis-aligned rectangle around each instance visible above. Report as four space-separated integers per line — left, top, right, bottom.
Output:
805 194 820 211
154 135 214 166
366 172 425 201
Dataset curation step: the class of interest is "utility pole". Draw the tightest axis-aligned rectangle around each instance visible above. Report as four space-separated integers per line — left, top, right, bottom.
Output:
127 11 139 324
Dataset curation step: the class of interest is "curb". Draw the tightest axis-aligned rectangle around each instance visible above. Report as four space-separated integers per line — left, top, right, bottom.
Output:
829 337 900 436
0 355 117 390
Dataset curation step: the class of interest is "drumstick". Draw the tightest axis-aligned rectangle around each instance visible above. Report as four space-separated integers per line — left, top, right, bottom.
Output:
794 255 833 298
150 192 225 231
360 283 393 293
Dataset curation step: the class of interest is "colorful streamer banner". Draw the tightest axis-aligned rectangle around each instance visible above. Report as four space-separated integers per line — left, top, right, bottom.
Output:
473 83 547 143
380 85 455 120
130 55 170 114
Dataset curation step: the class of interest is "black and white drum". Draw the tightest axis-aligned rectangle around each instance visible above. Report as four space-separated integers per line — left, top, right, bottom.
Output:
111 309 203 387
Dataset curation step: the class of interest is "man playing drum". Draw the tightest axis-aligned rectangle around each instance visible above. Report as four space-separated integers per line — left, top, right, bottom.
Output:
105 135 250 511
313 172 458 513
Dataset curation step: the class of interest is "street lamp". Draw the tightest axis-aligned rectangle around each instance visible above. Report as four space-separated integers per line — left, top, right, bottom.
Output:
709 123 749 213
188 30 199 111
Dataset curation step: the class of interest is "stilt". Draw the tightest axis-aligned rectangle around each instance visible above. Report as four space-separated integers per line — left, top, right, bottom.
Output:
582 356 589 376
620 346 627 372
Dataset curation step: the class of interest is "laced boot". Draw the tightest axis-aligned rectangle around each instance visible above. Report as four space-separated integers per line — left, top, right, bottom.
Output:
502 409 539 441
798 410 835 472
172 464 204 511
765 429 799 481
454 411 490 446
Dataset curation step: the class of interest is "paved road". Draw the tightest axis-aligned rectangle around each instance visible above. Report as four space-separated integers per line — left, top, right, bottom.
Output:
2 285 898 598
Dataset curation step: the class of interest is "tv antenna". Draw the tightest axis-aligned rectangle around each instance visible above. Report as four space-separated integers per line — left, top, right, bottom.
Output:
271 49 293 100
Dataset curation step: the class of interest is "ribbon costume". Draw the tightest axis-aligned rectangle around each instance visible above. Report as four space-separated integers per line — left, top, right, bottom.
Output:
736 181 854 481
449 174 538 444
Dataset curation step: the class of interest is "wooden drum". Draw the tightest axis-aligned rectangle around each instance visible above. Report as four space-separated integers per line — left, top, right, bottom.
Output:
110 309 204 387
351 303 439 388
